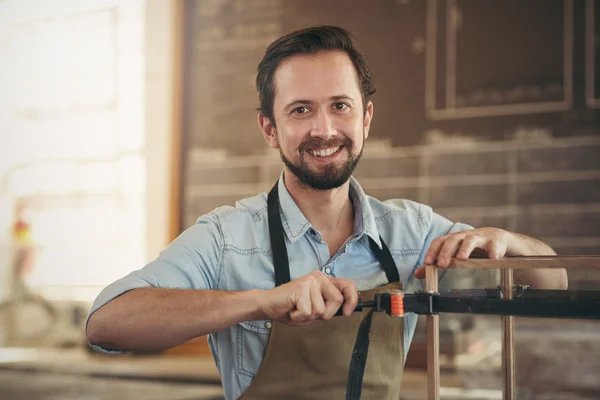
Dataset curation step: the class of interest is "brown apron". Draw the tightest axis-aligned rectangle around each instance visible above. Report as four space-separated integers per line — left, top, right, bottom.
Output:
239 183 405 400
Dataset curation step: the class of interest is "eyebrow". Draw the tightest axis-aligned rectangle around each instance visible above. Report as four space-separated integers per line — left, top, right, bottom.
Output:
283 95 356 112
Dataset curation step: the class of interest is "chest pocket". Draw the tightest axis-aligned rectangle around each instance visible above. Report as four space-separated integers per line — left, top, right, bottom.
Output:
237 320 271 378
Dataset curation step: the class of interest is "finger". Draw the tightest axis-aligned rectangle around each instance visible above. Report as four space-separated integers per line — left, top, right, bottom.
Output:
457 235 485 260
485 240 504 260
424 236 446 265
322 278 345 319
333 279 358 317
280 314 312 327
437 234 465 268
413 265 426 279
310 277 326 319
288 282 312 322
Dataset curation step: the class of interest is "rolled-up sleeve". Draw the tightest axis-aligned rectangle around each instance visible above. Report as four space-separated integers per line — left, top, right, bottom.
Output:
86 213 224 353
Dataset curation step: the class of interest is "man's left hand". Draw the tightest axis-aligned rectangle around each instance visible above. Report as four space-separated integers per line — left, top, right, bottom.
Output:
414 227 510 279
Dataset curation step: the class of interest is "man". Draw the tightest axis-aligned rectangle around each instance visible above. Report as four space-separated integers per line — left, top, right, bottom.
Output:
86 26 567 399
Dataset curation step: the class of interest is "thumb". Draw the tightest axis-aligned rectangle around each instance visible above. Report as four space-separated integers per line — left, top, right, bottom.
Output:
414 265 426 279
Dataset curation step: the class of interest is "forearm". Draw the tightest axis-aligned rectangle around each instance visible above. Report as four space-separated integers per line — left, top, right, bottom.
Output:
506 232 568 290
86 287 265 353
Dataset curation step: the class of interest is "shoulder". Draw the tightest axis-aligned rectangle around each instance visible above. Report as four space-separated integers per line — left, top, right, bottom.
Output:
366 195 434 232
197 192 269 250
201 192 268 225
365 194 473 244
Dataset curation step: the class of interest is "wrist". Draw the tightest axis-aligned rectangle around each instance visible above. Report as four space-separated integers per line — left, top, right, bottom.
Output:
504 230 524 257
246 288 268 321
504 230 556 257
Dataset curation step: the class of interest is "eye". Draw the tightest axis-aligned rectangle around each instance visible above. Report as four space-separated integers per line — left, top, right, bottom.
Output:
333 102 349 111
292 106 310 114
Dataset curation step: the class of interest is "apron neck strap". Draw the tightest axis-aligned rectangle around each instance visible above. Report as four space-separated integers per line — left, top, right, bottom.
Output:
367 236 400 283
267 182 399 286
267 182 291 287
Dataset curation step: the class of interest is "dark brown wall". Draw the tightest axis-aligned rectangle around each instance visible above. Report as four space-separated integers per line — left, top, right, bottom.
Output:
180 0 600 259
183 0 599 155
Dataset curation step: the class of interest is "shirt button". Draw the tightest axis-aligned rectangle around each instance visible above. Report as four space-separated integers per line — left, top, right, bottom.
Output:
264 321 272 329
324 267 331 275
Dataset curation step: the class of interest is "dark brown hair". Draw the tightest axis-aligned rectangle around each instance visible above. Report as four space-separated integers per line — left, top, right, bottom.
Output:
256 25 376 126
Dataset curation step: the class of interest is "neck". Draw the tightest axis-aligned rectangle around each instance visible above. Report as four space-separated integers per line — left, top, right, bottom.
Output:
283 169 354 237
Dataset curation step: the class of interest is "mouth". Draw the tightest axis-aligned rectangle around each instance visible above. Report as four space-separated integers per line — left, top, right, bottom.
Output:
306 145 344 159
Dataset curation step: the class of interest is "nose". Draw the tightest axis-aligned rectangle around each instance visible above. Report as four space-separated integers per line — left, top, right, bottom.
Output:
310 109 336 139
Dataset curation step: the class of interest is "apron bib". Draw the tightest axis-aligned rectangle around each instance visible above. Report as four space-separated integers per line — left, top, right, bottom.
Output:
239 182 405 399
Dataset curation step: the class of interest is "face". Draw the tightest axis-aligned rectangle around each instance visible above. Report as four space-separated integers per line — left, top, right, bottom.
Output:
259 51 373 190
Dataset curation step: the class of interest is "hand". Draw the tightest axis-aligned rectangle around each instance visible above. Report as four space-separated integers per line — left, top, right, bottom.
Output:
259 270 358 325
414 227 511 279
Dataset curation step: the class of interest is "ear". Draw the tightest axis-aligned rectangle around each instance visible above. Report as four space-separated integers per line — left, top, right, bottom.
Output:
258 113 279 149
363 101 373 140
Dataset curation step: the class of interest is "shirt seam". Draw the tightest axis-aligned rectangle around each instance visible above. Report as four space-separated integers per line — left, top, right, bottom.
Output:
213 213 226 290
417 204 430 234
210 206 267 220
252 206 268 220
374 209 409 221
223 244 272 256
237 325 254 378
358 239 421 258
282 212 312 240
239 320 270 334
306 235 323 267
213 208 240 218
390 248 421 257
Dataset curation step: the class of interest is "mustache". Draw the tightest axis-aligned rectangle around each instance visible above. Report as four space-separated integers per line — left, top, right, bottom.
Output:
298 137 353 152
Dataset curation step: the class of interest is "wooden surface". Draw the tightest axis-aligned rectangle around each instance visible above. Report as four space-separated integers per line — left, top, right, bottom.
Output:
449 255 600 270
0 347 221 383
0 370 224 400
501 269 515 400
426 264 440 400
1 346 484 399
169 0 184 243
166 0 214 359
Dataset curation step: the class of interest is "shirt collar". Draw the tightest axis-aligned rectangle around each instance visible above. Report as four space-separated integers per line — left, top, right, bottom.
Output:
275 173 382 248
348 176 382 248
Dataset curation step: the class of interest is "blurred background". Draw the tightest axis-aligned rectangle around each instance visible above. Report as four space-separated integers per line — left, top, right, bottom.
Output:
0 0 599 399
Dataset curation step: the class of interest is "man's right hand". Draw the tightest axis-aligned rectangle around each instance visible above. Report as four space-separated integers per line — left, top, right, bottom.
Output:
258 270 358 325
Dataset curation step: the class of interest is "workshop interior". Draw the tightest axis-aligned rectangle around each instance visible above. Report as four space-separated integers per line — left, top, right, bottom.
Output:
1 0 599 399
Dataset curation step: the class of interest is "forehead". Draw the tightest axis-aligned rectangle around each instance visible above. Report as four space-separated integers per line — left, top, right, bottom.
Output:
273 51 361 105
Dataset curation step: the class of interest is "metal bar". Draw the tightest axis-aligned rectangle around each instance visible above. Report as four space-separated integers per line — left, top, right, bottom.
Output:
426 264 440 400
448 255 600 270
511 288 600 300
502 269 515 400
403 295 600 319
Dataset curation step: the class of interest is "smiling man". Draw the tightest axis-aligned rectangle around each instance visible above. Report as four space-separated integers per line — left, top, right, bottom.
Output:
260 50 367 193
86 26 567 399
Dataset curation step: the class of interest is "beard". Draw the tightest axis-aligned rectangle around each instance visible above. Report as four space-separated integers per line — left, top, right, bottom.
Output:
278 133 364 191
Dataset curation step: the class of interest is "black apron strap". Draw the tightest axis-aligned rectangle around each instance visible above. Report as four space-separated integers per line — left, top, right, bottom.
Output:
346 236 399 400
368 235 400 284
267 183 291 286
267 179 401 400
346 309 375 400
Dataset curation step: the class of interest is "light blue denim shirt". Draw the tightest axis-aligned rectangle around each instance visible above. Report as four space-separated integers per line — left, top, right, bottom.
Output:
87 175 474 400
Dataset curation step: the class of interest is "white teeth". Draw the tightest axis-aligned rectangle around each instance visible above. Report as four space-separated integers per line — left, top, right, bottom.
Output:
308 146 341 157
